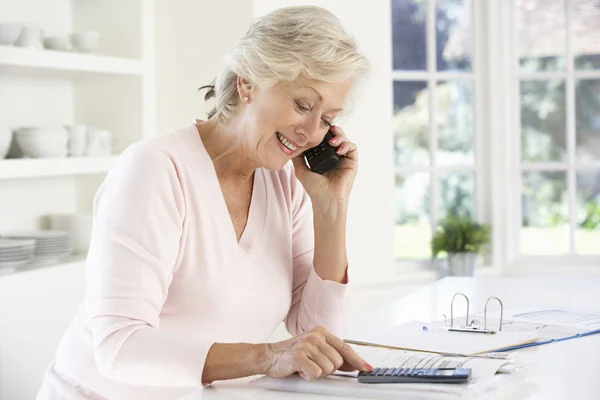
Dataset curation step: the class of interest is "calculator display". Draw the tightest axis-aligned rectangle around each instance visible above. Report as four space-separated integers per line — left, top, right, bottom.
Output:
437 370 455 376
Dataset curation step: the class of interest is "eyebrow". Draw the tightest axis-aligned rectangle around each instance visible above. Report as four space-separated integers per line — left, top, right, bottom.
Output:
299 85 344 112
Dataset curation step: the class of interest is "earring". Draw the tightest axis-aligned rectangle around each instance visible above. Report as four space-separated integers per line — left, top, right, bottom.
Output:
243 96 249 102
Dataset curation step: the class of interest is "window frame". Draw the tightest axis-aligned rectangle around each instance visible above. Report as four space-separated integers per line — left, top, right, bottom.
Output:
393 0 600 270
491 0 600 270
392 0 488 267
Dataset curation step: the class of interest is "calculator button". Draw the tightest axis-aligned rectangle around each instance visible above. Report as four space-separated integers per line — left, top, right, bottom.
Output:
391 368 402 376
384 369 394 376
370 368 380 376
404 368 414 376
427 369 439 376
375 368 386 376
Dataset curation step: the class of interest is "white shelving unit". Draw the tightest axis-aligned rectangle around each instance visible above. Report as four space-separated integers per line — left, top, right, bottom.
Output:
0 156 117 179
0 45 144 76
0 0 156 270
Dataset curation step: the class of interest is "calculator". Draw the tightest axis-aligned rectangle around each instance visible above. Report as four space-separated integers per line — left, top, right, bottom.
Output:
357 368 471 384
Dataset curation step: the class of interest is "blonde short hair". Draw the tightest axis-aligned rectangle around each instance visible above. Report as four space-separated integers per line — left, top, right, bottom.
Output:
200 6 369 122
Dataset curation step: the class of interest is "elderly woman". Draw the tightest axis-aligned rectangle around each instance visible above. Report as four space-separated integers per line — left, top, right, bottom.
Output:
37 5 371 400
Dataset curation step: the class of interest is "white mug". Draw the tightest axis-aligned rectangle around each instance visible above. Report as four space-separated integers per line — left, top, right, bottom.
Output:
86 128 113 156
64 124 87 157
16 26 43 48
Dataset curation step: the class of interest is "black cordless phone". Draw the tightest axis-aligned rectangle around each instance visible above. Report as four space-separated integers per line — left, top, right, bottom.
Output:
303 130 340 174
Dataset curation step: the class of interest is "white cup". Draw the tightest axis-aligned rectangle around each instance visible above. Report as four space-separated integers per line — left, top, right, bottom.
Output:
70 31 100 53
86 128 113 156
64 124 87 157
16 26 43 48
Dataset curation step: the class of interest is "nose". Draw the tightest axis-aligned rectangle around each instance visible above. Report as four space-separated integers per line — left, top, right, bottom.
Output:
297 113 323 146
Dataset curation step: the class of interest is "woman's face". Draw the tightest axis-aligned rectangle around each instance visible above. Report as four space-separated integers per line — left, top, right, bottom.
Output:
239 76 351 171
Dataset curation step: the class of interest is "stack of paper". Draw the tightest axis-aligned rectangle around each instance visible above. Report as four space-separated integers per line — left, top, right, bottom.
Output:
350 344 511 381
250 345 517 399
346 320 539 356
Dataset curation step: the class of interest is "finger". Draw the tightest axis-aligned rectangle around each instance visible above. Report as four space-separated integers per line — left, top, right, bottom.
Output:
341 143 358 162
328 134 350 148
334 142 356 156
329 125 345 138
296 355 323 382
325 335 371 372
311 342 344 373
307 349 336 377
339 361 359 372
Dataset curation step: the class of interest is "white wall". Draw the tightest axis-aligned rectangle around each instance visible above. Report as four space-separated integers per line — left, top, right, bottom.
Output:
253 0 396 284
154 0 254 132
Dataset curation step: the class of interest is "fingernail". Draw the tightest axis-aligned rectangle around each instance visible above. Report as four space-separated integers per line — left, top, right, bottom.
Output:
364 363 374 372
330 137 338 144
336 148 342 154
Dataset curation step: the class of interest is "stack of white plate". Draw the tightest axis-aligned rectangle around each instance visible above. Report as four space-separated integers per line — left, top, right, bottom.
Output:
2 231 72 265
0 238 35 274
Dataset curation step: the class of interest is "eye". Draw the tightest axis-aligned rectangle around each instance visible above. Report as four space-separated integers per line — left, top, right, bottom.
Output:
295 101 311 113
320 119 332 129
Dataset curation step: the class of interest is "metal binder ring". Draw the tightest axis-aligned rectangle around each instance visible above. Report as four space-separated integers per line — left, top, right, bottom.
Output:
484 296 504 331
450 292 470 328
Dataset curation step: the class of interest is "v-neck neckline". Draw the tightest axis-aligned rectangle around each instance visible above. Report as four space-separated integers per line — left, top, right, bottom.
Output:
190 121 267 255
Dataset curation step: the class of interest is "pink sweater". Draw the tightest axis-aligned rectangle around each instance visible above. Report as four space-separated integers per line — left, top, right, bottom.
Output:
38 122 350 400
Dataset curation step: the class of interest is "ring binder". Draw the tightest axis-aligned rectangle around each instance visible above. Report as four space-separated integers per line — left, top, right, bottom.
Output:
443 292 505 334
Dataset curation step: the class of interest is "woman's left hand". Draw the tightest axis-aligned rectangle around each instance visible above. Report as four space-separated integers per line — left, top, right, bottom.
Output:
292 125 358 210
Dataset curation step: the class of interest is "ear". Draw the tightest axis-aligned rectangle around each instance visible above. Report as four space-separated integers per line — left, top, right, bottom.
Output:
236 76 252 102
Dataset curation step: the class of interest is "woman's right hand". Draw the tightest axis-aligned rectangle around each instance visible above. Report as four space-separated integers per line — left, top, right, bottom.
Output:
259 326 374 381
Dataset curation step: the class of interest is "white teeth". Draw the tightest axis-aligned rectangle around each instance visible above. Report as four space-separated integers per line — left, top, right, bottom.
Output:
277 133 297 151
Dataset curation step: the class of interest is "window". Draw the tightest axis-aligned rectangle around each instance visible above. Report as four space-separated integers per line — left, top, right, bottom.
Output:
514 0 600 261
391 0 478 261
391 0 600 268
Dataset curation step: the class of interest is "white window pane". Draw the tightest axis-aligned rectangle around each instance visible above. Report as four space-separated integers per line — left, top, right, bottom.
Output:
395 173 431 260
572 0 600 70
437 172 475 219
392 0 427 71
437 81 474 165
576 171 600 255
521 171 569 255
576 79 600 162
393 81 429 166
437 0 472 72
520 80 567 162
517 0 566 72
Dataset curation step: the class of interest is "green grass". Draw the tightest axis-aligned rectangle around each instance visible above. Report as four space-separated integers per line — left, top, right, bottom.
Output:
395 223 600 259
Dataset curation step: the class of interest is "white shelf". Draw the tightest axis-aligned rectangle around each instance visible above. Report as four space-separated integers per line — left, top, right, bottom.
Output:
0 45 144 76
0 253 87 279
0 156 117 179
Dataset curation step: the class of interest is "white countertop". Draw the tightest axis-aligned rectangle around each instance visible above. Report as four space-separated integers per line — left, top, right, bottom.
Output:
178 276 600 400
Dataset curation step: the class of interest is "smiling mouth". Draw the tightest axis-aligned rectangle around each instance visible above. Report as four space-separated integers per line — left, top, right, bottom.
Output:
276 132 299 153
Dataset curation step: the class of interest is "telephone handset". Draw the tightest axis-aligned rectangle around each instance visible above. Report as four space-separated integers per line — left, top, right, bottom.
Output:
303 130 340 174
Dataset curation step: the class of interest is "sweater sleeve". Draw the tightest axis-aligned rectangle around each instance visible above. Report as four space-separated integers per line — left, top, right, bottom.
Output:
84 144 211 387
283 171 351 338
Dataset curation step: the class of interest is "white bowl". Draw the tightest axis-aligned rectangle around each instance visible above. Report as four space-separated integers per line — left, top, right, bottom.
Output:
0 23 22 45
43 35 71 51
70 31 100 53
14 127 68 158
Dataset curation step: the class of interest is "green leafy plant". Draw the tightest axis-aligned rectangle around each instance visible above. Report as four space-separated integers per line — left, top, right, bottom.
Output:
431 215 491 259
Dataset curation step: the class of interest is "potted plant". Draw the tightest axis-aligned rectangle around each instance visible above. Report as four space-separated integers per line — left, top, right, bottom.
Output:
431 215 491 276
